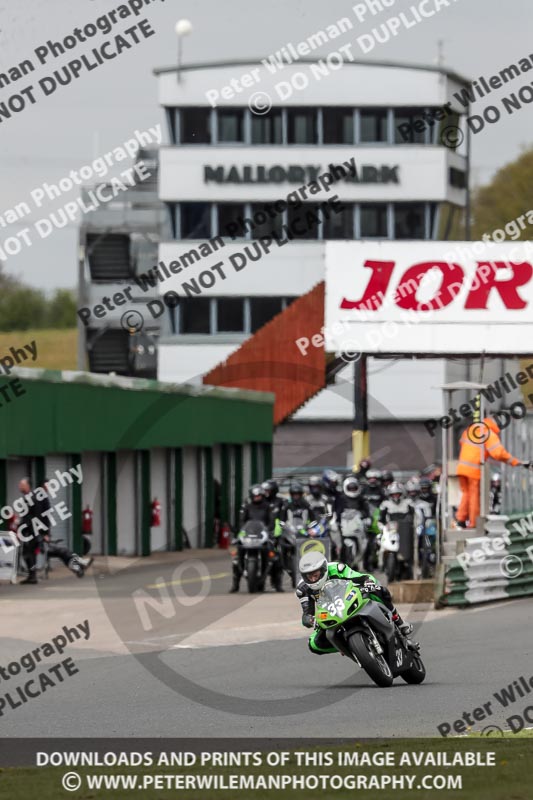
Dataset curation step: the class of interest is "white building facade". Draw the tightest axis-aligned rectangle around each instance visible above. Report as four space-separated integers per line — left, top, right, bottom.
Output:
153 58 470 469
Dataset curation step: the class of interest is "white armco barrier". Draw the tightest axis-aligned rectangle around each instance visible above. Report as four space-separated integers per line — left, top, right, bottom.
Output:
439 514 533 606
0 534 19 584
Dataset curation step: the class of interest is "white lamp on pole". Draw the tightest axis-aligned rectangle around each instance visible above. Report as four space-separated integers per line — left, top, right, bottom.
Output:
175 19 192 83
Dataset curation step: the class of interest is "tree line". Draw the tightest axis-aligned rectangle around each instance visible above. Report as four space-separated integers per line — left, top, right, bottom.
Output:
0 270 76 331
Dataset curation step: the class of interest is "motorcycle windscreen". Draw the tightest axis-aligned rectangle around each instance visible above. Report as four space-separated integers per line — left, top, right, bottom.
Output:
242 520 266 536
397 519 414 562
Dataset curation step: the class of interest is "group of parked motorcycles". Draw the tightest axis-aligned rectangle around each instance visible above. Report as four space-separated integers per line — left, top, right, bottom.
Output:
231 477 438 594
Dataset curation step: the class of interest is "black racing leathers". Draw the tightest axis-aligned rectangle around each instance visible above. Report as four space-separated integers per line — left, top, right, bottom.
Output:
238 499 272 530
305 492 330 521
363 485 385 512
339 493 370 519
419 491 437 516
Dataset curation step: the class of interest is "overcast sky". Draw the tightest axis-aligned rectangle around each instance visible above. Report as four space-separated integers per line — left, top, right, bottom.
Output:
1 0 532 291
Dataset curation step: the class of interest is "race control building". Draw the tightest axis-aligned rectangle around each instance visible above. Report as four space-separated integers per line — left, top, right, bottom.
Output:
151 57 471 469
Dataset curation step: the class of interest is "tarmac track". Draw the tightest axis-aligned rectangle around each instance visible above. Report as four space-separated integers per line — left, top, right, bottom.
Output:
1 551 531 738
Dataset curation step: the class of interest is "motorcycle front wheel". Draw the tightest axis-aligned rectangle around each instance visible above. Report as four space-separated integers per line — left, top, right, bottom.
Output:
401 653 426 684
385 551 397 583
246 557 258 593
348 631 393 687
420 538 433 579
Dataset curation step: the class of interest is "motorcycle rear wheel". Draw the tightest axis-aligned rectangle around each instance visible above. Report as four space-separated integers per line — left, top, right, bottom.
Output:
348 631 393 687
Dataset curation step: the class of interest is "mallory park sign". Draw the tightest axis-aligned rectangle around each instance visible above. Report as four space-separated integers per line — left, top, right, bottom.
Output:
204 164 399 185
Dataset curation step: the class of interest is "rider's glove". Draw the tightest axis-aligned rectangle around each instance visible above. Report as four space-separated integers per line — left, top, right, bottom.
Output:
302 613 315 629
362 579 379 592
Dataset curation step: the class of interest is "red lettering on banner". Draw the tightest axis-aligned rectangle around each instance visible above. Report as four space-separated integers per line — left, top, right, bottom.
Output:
465 261 532 309
394 262 464 310
340 260 394 310
339 260 533 311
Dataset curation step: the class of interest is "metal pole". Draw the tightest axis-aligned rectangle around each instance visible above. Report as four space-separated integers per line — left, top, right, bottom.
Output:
465 101 471 240
177 38 182 83
439 392 449 561
352 356 369 471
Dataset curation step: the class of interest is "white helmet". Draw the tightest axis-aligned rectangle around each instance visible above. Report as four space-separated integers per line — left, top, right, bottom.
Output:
298 551 328 592
343 476 361 498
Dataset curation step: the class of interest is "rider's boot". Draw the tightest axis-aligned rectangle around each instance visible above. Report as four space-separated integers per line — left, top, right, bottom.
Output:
392 611 420 650
271 561 284 592
229 566 241 593
68 557 84 576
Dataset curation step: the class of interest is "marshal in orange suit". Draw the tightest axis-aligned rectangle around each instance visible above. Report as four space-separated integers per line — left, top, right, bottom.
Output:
456 417 526 528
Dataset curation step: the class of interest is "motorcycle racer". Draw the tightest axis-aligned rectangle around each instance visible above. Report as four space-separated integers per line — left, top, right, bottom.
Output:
379 482 415 524
295 552 417 654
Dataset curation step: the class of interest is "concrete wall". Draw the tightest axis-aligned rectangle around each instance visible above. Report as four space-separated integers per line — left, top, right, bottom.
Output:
274 420 438 471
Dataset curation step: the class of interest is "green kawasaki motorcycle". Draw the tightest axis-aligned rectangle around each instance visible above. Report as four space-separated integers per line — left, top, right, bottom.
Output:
314 579 426 688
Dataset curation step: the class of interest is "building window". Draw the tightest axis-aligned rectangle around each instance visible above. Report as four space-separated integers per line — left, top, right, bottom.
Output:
394 108 426 144
250 297 284 332
217 203 246 237
216 298 245 332
395 203 426 239
324 202 353 239
449 168 467 189
217 108 245 142
166 108 177 144
181 108 211 144
360 204 388 238
287 203 321 239
251 110 283 144
360 109 388 143
434 111 461 147
287 108 318 144
180 203 211 238
180 298 211 334
250 203 284 239
323 108 354 144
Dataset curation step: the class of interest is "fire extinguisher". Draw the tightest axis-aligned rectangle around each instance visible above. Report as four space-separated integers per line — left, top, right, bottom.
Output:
82 506 93 534
219 522 231 549
151 498 161 527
